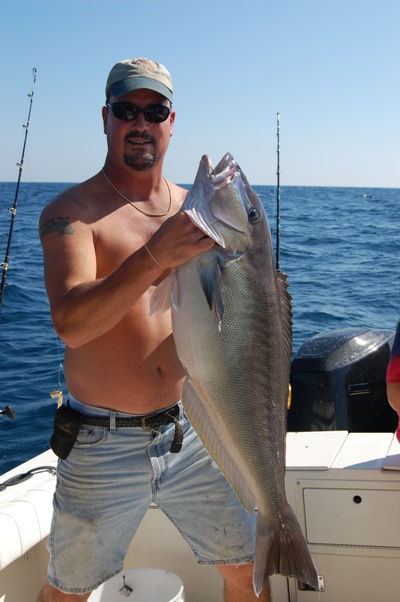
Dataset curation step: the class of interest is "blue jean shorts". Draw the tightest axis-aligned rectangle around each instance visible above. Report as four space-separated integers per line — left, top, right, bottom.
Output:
47 398 255 594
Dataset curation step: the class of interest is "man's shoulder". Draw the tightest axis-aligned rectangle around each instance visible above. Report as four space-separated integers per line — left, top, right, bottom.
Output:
168 181 189 207
40 175 99 222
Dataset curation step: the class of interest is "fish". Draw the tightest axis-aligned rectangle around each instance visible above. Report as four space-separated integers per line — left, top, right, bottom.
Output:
151 153 318 596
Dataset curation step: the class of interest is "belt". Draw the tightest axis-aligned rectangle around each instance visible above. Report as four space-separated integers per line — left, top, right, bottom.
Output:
76 403 183 453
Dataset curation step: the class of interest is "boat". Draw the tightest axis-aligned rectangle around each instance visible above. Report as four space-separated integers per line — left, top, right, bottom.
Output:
1 326 399 602
2 418 400 601
2 89 399 601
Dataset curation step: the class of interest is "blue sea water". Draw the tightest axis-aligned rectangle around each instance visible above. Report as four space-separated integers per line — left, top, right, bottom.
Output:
0 182 399 473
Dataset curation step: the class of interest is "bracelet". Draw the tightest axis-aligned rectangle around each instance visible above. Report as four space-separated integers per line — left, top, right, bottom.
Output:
144 244 166 271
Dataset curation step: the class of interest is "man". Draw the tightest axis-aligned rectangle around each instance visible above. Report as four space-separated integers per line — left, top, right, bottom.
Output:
37 58 271 602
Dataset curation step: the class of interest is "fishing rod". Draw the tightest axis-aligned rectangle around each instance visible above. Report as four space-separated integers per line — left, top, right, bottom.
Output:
275 112 281 271
0 68 37 317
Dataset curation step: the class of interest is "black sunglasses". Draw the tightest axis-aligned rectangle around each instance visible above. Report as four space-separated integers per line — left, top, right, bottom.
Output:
106 102 172 123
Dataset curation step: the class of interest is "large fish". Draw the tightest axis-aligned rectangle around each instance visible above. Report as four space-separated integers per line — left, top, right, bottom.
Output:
151 153 318 596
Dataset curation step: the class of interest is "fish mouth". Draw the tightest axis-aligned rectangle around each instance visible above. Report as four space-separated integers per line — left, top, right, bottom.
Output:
183 153 248 248
208 153 237 187
206 153 248 236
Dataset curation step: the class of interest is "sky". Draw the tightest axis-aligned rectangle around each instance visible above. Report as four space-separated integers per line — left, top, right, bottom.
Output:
0 0 399 187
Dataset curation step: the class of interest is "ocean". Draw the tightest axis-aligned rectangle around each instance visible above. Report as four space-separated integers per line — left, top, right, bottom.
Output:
0 182 399 473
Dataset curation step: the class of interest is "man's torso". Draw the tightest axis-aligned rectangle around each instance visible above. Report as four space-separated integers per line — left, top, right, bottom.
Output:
58 176 187 413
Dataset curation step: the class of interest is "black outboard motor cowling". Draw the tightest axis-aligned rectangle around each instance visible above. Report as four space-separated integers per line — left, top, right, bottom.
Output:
288 327 397 433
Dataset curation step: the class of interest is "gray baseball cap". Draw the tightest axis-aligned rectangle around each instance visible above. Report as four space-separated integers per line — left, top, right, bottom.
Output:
106 58 173 103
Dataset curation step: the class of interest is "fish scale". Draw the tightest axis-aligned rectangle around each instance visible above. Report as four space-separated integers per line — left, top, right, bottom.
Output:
151 152 318 596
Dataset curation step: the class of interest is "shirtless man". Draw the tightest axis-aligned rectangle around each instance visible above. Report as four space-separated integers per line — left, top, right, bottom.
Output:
36 58 271 602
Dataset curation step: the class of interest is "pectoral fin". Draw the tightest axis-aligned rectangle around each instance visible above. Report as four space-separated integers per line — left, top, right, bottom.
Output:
198 256 224 324
150 271 179 314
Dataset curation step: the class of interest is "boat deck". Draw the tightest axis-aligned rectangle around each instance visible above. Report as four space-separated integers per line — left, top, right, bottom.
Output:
1 431 400 601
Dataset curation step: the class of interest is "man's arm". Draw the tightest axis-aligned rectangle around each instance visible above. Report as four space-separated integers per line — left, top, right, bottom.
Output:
39 200 213 349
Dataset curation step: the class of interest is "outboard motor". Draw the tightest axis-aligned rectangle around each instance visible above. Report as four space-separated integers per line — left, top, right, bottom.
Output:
288 327 397 433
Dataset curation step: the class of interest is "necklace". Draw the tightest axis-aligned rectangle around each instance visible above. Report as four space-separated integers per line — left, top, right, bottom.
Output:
101 169 172 217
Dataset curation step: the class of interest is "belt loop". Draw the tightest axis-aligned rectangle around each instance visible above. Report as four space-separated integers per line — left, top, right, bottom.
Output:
109 412 117 432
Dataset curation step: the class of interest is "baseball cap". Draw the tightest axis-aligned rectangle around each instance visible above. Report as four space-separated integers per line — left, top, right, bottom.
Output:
106 58 173 103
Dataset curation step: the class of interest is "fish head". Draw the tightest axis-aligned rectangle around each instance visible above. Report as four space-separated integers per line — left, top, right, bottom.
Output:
183 153 269 253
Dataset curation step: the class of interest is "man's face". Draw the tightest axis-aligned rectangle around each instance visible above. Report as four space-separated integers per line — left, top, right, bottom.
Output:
102 88 175 171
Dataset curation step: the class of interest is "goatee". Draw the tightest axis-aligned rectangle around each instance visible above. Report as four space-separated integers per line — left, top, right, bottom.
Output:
124 151 156 171
124 131 157 171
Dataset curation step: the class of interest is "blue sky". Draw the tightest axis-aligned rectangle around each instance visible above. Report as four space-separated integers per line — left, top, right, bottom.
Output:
1 0 399 187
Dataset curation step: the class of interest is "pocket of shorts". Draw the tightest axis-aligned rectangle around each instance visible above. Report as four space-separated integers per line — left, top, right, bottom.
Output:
74 426 108 448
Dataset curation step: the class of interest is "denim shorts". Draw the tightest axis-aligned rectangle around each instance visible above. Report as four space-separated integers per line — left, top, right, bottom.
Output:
47 398 255 594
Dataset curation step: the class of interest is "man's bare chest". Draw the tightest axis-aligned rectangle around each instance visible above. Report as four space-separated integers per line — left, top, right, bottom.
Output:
93 208 165 278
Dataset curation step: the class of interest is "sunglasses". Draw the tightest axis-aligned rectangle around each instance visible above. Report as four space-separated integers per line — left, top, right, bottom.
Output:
106 102 172 123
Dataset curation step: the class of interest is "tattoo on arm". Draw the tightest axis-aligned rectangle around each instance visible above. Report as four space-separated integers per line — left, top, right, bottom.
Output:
40 216 74 239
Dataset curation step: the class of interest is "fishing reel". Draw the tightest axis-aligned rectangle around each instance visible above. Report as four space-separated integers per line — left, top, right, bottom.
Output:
0 405 16 420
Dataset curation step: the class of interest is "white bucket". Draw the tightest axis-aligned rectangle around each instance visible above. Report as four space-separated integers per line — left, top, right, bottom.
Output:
88 568 185 602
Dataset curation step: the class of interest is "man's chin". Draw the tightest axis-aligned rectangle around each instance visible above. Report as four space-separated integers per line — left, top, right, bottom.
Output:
124 152 156 171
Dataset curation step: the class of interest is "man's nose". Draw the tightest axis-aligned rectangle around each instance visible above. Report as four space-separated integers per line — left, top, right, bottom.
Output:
132 109 150 127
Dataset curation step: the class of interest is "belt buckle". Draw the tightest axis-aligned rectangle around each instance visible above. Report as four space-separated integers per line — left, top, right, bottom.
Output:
141 415 157 430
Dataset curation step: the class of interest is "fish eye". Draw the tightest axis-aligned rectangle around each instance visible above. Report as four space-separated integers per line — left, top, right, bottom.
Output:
248 207 260 223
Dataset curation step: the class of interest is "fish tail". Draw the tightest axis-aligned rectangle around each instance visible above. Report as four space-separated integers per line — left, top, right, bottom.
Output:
253 508 318 597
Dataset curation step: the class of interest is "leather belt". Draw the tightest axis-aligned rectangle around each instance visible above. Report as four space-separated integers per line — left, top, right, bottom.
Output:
77 403 183 453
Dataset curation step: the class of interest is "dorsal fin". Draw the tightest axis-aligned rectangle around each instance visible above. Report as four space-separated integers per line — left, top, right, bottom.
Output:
276 270 293 374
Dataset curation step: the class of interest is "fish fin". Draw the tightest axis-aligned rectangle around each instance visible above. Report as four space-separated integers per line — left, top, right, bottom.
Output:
182 378 255 513
170 272 179 311
253 507 318 596
150 272 178 315
197 256 224 324
253 510 269 596
277 270 293 373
